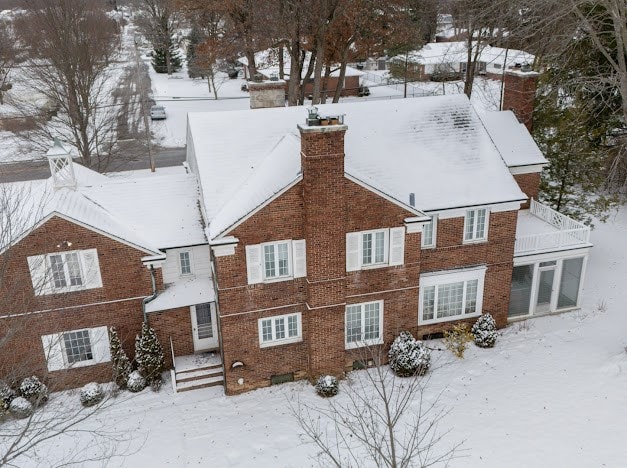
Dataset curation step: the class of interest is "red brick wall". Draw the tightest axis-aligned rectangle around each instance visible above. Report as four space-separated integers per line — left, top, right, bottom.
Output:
147 307 194 368
502 71 539 132
0 216 155 390
513 172 540 209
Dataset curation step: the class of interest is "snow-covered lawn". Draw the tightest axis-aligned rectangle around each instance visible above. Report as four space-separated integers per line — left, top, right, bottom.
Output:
15 206 627 467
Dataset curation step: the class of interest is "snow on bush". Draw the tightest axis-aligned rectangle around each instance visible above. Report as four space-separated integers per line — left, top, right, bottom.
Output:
19 376 48 406
388 331 431 377
127 371 146 393
109 327 132 389
471 313 498 348
80 382 105 407
9 397 33 419
0 381 16 411
135 323 165 390
315 375 339 398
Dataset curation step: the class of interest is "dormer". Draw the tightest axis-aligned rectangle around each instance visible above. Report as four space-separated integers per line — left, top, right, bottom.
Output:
47 139 77 190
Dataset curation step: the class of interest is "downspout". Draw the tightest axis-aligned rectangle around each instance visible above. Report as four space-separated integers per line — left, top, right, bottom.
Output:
142 265 158 323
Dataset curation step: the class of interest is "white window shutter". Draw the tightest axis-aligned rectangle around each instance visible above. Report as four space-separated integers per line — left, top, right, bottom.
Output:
90 326 111 364
41 333 65 371
292 239 307 278
245 244 263 284
81 249 103 289
346 232 361 272
388 227 405 266
27 254 49 296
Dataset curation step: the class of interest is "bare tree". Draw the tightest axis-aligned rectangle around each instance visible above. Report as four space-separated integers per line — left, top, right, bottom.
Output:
12 0 122 170
291 346 461 467
136 0 180 75
0 19 17 106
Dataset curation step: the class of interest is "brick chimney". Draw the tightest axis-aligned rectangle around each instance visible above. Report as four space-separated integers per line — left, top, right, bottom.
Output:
248 77 286 109
502 66 540 132
298 109 347 378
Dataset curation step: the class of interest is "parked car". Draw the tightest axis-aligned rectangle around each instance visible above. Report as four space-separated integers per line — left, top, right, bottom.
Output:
150 105 166 120
358 85 370 97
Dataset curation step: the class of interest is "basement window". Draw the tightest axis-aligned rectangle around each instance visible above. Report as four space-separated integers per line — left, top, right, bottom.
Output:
270 373 294 385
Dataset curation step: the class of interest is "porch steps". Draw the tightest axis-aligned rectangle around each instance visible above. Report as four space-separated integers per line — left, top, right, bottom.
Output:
174 362 224 393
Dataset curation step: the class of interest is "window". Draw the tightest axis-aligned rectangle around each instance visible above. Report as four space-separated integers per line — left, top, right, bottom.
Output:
41 326 110 371
245 240 306 285
464 208 488 242
346 227 405 272
263 241 291 279
557 257 584 309
27 249 102 295
421 216 437 248
345 300 384 349
362 230 387 266
63 330 93 364
179 251 192 275
258 313 302 347
419 268 485 324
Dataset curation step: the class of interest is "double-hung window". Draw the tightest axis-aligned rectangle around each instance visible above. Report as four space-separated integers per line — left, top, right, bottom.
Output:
41 326 111 371
346 227 405 271
258 313 302 347
345 300 384 349
263 241 291 280
421 216 437 248
464 208 488 242
419 267 485 324
179 251 192 275
27 249 102 295
362 230 387 266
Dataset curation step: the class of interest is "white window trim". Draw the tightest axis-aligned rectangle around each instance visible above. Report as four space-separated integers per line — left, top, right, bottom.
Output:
421 215 438 249
47 251 84 291
178 250 194 276
463 208 489 244
345 300 384 349
41 326 111 371
261 240 293 282
418 267 486 325
258 312 302 348
361 229 389 268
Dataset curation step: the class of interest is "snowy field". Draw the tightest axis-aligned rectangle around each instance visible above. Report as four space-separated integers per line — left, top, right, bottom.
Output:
14 205 627 467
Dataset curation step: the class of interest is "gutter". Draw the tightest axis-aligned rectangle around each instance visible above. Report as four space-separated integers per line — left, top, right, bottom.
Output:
142 265 158 323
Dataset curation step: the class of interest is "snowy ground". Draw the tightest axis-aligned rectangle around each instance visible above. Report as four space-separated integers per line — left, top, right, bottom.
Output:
13 206 627 467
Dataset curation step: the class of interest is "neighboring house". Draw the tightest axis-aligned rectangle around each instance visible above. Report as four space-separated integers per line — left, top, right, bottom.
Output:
238 48 364 98
389 41 535 82
0 68 591 396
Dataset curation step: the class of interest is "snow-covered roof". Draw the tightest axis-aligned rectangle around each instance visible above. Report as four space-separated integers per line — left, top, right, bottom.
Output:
188 94 528 241
1 164 206 254
478 110 547 167
145 277 215 313
391 42 534 68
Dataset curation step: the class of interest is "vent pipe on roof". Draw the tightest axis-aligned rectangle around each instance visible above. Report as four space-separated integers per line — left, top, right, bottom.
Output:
409 193 415 207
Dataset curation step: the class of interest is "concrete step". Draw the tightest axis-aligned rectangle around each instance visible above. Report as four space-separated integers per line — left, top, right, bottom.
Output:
176 367 223 383
176 363 222 376
176 375 224 392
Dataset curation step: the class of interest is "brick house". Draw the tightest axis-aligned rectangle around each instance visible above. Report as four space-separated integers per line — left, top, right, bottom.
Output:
0 70 591 395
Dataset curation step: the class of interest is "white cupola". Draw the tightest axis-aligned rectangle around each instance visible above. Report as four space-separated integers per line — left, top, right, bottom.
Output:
46 139 76 190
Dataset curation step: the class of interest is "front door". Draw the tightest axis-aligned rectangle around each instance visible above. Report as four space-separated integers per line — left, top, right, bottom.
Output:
535 262 556 315
190 303 218 351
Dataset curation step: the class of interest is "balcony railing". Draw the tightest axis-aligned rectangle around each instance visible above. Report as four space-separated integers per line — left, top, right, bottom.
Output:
515 199 591 255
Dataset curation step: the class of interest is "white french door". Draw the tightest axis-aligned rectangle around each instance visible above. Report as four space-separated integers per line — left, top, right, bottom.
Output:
190 303 218 351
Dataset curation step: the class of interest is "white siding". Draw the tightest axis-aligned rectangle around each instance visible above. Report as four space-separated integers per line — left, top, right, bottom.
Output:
163 245 211 284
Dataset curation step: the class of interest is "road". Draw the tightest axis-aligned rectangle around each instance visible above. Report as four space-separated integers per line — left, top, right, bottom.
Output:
0 146 186 183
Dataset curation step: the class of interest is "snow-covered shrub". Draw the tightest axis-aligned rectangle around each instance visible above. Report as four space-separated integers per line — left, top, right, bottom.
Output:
0 381 16 411
109 327 132 389
80 383 105 407
127 371 146 393
19 376 48 406
388 331 431 377
471 313 497 348
315 375 339 398
135 323 164 389
9 397 33 419
443 324 474 358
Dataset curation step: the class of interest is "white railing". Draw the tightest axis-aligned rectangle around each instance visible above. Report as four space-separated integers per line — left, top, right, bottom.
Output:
515 199 591 254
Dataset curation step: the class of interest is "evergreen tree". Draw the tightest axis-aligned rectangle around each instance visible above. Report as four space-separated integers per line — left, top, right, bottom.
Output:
109 327 132 389
135 323 165 389
186 26 203 79
152 36 182 74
